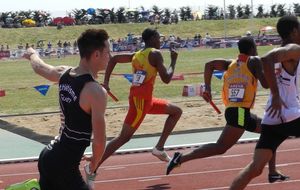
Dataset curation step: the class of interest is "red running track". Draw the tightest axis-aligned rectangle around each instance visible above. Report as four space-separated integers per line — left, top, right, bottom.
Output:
0 138 300 190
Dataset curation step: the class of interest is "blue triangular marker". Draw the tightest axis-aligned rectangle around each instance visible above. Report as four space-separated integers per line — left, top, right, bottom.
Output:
34 85 50 96
213 71 224 80
123 74 133 83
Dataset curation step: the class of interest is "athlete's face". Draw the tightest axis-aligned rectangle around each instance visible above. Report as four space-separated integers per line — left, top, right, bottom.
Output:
151 33 161 49
295 23 300 45
92 40 110 75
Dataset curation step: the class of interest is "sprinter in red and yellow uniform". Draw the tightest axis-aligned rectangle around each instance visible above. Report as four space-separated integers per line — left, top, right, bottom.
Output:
100 28 182 166
167 37 288 183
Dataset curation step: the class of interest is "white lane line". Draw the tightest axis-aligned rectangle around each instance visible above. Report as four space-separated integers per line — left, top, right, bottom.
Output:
94 162 300 184
196 179 300 190
102 161 162 169
1 147 300 178
139 178 161 182
0 172 38 177
104 167 126 170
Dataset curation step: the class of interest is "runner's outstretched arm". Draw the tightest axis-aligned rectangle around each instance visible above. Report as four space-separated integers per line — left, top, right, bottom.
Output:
103 53 134 90
24 47 69 82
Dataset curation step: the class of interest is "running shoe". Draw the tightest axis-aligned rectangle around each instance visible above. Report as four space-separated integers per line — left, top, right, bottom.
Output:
5 178 40 190
268 173 289 183
152 147 171 162
84 163 97 190
166 152 182 175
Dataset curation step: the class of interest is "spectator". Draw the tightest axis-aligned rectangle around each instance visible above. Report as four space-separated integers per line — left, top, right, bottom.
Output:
47 42 52 49
204 33 211 47
57 40 62 48
246 31 252 37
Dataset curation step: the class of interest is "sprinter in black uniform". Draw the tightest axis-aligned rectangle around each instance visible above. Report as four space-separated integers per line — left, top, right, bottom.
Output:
24 29 110 190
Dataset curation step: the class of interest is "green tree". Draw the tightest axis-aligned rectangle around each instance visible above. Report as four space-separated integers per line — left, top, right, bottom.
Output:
110 8 116 23
236 5 244 18
256 4 264 18
72 9 88 25
152 5 161 16
293 3 300 16
205 5 219 20
162 8 171 24
244 4 251 18
186 6 193 20
270 4 277 17
277 4 286 17
228 5 236 19
116 7 126 23
179 7 186 20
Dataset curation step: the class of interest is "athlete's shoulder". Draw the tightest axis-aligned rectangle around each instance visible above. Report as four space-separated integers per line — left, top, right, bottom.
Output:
248 56 262 68
83 82 106 99
149 48 161 56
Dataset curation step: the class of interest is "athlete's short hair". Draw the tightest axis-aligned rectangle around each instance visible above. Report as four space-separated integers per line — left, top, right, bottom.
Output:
77 29 109 60
238 37 256 54
142 28 159 43
277 15 300 40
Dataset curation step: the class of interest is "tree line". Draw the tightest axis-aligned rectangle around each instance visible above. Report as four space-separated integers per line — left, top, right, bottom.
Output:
0 4 299 28
205 3 300 20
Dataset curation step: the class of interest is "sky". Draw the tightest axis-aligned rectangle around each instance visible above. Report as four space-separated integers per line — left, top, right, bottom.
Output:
0 0 297 17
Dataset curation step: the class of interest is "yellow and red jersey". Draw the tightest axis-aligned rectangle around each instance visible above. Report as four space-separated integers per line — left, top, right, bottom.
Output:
129 48 158 100
222 54 257 108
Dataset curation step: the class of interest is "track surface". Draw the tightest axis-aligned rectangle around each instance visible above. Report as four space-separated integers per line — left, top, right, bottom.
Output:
1 138 300 190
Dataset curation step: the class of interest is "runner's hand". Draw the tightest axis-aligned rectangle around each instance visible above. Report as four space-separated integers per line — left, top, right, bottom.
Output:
202 90 212 103
84 162 97 190
82 154 92 162
266 94 287 118
101 83 110 92
23 47 37 60
169 46 178 62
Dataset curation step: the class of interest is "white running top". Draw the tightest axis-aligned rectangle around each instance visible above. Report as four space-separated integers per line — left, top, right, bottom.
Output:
262 62 300 125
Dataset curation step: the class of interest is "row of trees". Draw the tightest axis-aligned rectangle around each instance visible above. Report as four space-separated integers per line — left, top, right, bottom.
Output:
0 11 51 28
69 6 181 25
0 4 299 28
205 3 300 20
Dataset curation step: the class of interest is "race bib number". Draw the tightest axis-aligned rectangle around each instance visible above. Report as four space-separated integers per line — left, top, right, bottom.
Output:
228 84 245 102
132 70 146 86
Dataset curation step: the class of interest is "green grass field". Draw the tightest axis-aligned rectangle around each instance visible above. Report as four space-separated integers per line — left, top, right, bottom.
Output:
0 46 274 114
0 18 281 48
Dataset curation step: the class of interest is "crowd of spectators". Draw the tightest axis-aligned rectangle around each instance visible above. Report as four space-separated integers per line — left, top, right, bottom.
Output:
0 31 281 60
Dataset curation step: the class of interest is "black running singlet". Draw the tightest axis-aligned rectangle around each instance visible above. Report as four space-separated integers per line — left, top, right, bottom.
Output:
56 69 95 150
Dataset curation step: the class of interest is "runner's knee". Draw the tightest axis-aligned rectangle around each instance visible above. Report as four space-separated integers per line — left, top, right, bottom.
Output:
117 134 132 144
171 106 182 117
248 162 264 177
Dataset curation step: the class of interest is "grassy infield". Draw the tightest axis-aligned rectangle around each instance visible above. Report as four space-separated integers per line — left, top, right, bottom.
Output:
0 18 278 114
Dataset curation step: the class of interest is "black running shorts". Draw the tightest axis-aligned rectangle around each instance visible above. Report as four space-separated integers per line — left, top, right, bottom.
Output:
256 117 300 153
225 107 258 132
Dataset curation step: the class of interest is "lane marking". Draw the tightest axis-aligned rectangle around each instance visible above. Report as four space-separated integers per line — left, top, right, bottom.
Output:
139 178 161 182
94 162 300 184
1 149 300 178
0 172 38 177
196 179 300 190
104 167 126 170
